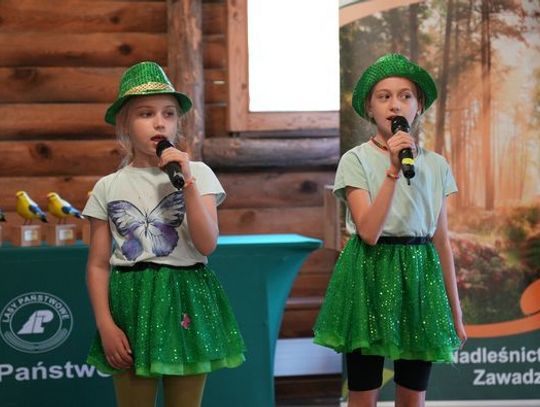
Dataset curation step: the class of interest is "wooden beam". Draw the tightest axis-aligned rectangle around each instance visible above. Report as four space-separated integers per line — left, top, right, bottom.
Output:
0 167 334 211
0 104 113 140
289 273 332 298
280 301 322 338
0 0 166 33
1 32 224 69
0 33 167 67
204 69 226 104
247 112 339 132
0 68 121 103
217 171 335 209
202 3 226 36
0 67 226 105
168 0 205 160
0 103 224 141
0 1 224 35
0 176 100 212
203 137 339 168
300 248 339 274
205 105 227 138
218 207 323 237
201 35 227 70
0 140 121 176
226 0 249 131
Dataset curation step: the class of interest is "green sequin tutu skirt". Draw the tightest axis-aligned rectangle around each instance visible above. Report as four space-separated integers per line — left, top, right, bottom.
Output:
87 264 246 377
313 235 460 362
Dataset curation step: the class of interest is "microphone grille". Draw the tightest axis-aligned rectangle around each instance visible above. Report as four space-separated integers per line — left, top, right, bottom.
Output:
391 116 410 134
156 139 174 157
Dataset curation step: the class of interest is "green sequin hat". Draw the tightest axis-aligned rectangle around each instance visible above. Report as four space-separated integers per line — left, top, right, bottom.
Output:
351 53 438 119
105 61 193 125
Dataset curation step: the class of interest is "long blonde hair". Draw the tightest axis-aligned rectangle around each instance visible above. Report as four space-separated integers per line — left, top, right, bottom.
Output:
114 97 184 168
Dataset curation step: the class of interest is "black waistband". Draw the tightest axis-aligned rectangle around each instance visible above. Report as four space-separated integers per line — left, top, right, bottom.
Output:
376 236 432 245
115 262 205 273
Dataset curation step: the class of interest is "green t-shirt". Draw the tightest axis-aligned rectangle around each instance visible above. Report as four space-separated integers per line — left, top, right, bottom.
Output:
334 142 457 237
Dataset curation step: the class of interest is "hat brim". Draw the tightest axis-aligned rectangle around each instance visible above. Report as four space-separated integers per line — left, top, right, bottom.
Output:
352 54 437 120
104 90 193 125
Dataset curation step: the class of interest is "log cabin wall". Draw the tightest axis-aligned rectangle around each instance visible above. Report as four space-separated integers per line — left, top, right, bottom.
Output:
0 0 339 340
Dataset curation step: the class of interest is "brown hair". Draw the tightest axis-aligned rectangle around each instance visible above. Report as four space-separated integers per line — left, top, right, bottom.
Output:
364 80 426 140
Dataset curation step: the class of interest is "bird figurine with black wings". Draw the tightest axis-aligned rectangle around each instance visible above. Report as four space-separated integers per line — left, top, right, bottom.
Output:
15 191 48 224
0 208 6 222
46 192 84 223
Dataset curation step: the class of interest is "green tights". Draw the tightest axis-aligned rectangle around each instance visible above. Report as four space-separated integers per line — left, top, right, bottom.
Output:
113 370 207 407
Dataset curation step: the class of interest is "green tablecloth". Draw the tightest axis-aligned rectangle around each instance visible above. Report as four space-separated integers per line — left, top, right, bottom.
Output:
0 234 321 407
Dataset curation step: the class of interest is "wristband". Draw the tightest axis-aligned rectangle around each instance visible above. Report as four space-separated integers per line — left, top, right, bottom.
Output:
183 177 196 189
386 170 400 180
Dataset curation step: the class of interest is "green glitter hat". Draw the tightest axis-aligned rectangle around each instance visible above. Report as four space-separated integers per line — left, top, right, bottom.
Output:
351 53 438 119
105 61 192 125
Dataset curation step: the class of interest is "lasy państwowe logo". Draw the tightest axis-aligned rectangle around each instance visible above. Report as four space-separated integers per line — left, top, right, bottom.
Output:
1 292 73 353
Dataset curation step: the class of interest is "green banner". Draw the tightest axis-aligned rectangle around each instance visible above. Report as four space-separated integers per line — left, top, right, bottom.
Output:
339 0 540 402
0 245 114 407
376 333 540 401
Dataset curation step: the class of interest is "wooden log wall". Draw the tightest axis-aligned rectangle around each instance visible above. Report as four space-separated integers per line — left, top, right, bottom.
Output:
0 0 226 219
0 0 339 340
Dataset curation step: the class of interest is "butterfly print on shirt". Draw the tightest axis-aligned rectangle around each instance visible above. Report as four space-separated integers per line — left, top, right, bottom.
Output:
108 191 185 261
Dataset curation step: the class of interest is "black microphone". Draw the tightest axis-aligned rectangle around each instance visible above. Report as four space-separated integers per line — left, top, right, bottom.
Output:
391 116 415 184
156 139 185 189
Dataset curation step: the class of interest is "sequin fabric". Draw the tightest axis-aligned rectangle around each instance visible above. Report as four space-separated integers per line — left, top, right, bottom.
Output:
87 265 246 377
313 235 460 363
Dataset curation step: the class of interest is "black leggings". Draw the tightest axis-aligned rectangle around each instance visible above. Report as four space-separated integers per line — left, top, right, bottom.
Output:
346 349 432 392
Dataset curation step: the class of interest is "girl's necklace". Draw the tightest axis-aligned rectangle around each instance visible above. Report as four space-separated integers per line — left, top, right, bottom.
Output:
370 137 388 151
371 137 420 158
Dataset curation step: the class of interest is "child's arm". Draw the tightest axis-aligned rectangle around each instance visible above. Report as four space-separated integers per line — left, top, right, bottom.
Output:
158 147 219 255
345 132 415 245
432 198 467 345
86 218 133 369
183 188 219 255
346 179 398 245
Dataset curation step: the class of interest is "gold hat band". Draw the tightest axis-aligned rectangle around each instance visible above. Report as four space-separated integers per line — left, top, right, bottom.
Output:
124 82 175 96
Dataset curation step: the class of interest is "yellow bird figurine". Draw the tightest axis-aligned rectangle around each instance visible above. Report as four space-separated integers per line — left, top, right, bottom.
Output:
46 192 84 223
15 191 48 224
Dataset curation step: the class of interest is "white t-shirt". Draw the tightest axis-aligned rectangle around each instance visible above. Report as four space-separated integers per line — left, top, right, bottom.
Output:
334 142 457 237
83 162 225 266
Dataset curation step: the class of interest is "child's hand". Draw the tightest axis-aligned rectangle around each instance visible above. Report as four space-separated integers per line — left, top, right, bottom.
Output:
386 131 416 172
99 321 133 369
158 146 192 181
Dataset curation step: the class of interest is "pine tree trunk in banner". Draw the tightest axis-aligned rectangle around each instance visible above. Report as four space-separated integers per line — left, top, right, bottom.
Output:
481 0 494 210
168 0 204 160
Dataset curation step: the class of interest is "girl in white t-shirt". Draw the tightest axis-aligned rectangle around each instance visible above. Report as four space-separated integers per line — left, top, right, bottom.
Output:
314 54 467 407
84 61 245 407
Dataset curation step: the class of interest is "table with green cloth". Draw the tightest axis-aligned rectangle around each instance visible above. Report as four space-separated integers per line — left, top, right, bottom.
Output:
0 234 322 407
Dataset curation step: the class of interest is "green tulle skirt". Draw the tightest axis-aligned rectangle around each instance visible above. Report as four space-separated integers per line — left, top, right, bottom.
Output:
87 264 246 377
313 235 460 362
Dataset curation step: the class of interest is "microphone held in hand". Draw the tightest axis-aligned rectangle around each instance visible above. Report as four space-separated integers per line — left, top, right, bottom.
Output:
390 116 415 183
156 139 185 189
